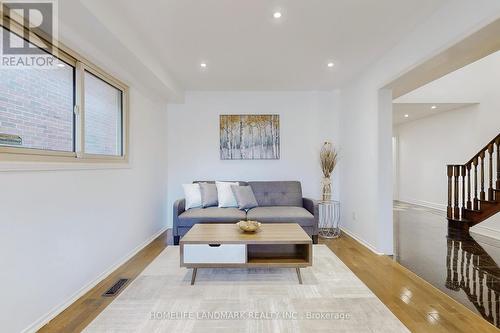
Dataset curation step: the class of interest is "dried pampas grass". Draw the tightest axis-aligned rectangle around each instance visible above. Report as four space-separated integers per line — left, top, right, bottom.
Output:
320 142 338 178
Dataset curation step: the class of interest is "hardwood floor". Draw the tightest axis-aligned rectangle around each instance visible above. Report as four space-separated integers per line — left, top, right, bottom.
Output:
38 231 170 333
39 229 497 333
321 234 499 333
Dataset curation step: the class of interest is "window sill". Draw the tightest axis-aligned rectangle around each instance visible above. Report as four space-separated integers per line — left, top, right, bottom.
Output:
0 160 131 172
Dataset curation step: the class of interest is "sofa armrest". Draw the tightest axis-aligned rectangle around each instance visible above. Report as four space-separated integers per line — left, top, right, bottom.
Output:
303 198 319 234
173 199 186 236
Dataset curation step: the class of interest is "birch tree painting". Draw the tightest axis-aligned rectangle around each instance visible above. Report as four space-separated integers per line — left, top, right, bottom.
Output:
220 115 280 160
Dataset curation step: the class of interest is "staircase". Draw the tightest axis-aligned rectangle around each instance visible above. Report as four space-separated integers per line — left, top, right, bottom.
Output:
447 133 500 228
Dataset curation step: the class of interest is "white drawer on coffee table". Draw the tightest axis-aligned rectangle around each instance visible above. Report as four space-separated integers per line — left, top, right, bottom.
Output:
183 244 246 264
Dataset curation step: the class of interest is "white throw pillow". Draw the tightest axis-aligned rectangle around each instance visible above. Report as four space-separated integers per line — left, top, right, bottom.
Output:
216 181 239 208
183 184 202 210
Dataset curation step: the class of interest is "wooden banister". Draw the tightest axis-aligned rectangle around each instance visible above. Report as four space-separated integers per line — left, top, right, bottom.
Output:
497 137 500 189
447 165 453 218
466 133 500 166
461 165 466 216
447 133 500 224
466 164 472 209
473 158 479 210
454 165 460 218
480 151 485 201
488 144 494 200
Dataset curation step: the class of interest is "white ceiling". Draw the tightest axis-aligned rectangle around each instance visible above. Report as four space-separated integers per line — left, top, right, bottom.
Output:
393 103 477 125
392 50 500 125
77 0 448 92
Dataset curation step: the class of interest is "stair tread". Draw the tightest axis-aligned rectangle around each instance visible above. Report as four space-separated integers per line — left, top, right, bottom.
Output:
448 218 477 229
464 205 500 213
479 199 499 204
448 217 474 223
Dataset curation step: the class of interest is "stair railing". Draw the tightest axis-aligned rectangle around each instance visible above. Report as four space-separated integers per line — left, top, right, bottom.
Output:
447 133 500 220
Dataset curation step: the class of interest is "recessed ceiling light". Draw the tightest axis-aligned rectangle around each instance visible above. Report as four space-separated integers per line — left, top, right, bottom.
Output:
404 114 409 118
327 62 335 68
273 12 282 19
200 62 207 68
431 105 437 109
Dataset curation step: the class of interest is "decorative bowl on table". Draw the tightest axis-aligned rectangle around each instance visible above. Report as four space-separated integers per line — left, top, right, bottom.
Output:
237 220 262 233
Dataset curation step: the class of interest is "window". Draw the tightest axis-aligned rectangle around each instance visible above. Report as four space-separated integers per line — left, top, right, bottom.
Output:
84 71 123 156
0 27 75 153
0 20 128 162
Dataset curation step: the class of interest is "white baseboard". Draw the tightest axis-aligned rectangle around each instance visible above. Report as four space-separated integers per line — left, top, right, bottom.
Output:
22 226 169 333
398 198 446 212
340 227 385 255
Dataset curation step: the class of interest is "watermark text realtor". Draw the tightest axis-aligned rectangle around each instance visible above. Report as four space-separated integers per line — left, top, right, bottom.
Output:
1 0 59 68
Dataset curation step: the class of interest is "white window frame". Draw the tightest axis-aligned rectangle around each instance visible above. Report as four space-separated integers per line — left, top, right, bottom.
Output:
76 63 129 161
0 13 129 164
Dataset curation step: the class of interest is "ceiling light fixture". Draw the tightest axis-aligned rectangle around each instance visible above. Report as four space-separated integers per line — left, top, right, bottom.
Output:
431 105 437 109
327 62 335 68
273 12 282 19
200 62 207 69
404 114 409 118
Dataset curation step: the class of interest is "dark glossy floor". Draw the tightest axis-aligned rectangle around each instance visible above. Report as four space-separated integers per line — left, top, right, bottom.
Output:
394 202 500 329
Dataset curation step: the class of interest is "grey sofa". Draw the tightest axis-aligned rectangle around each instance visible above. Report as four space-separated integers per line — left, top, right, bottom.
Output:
173 181 319 245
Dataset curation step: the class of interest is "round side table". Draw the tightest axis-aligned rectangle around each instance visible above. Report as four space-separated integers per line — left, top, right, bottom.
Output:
318 200 341 239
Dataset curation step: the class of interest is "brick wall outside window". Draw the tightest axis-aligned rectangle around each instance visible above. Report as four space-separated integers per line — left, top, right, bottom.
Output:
0 67 123 155
0 66 74 151
84 72 122 156
0 27 123 156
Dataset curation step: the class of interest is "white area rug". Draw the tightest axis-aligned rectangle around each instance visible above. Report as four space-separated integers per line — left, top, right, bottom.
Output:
84 245 409 332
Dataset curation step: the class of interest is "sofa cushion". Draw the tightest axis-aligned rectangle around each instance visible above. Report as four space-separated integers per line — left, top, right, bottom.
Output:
247 206 314 226
231 185 258 210
216 181 239 208
194 181 248 186
248 181 303 207
182 183 202 210
199 183 218 208
178 207 246 227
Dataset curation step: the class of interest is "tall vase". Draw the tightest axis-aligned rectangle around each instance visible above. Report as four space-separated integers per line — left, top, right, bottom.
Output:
321 177 332 201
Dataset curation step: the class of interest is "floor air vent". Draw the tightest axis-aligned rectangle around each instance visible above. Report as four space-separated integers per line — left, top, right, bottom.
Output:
103 278 129 297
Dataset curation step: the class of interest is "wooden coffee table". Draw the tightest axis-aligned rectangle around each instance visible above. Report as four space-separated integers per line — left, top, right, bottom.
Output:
180 223 312 285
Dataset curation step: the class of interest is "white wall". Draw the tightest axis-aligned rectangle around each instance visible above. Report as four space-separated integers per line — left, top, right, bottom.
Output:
0 5 170 332
339 0 500 254
395 51 500 209
392 136 399 200
166 91 340 226
395 105 480 210
0 88 169 333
